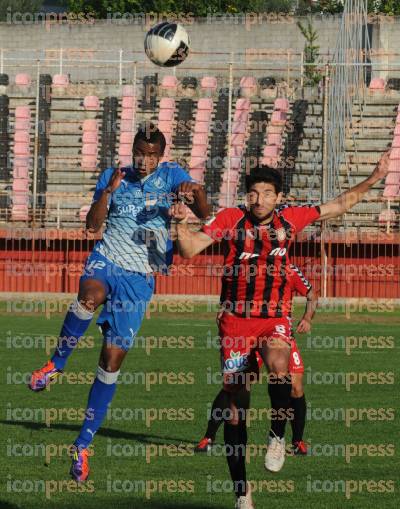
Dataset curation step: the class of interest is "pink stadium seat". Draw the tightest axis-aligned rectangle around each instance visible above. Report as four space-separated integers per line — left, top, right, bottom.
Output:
14 165 29 178
270 111 287 125
378 209 397 224
240 76 257 88
190 169 205 181
222 171 239 182
14 131 30 143
83 96 100 110
119 144 131 156
163 133 172 146
15 73 31 87
121 108 135 120
14 142 30 155
52 74 69 87
388 159 400 172
11 205 29 220
12 179 29 192
389 149 400 159
267 125 285 134
383 184 399 197
82 119 98 132
236 98 251 110
229 157 241 170
233 110 249 123
122 85 134 97
81 156 97 169
274 98 290 111
13 193 29 205
385 172 400 185
122 96 135 109
230 145 244 158
197 98 213 110
82 144 97 156
261 156 278 167
189 156 207 168
231 133 245 146
267 133 283 146
195 109 211 122
220 182 230 194
120 120 134 132
159 109 174 121
120 132 133 145
201 76 217 91
82 131 98 144
15 106 30 119
14 119 30 131
231 122 247 134
159 97 175 109
161 75 178 88
192 133 208 145
158 120 173 134
194 121 209 133
392 135 400 148
79 205 90 222
263 145 279 157
394 124 400 134
369 78 385 90
119 156 131 166
13 156 30 166
191 144 207 157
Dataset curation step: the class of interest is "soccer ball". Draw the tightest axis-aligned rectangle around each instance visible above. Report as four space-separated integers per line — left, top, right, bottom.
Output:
144 22 190 67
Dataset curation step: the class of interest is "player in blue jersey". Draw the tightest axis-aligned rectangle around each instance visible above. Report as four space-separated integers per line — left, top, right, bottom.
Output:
28 122 210 481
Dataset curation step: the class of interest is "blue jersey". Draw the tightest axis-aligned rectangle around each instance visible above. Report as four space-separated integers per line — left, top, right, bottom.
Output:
92 162 194 273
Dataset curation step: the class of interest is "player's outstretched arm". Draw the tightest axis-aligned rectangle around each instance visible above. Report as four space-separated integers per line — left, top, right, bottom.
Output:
176 182 211 219
296 289 318 333
319 151 390 221
169 202 214 258
86 168 125 232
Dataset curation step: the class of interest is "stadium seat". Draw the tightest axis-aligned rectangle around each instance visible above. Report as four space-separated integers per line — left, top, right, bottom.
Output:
163 132 172 146
122 96 135 109
82 119 98 132
385 172 400 185
14 131 30 143
195 109 211 122
233 110 249 123
189 156 207 168
267 133 283 146
394 124 400 135
161 75 178 90
13 193 29 205
159 109 174 121
192 133 208 145
230 144 244 157
82 144 97 156
15 106 30 119
191 144 207 157
201 76 217 92
236 98 251 110
270 111 287 125
83 96 100 110
118 144 131 156
383 184 399 197
11 205 29 220
52 74 69 87
388 159 400 172
261 156 278 167
274 98 290 111
229 157 242 170
231 133 245 146
119 132 133 144
194 121 209 133
378 209 397 225
122 85 134 97
222 171 239 182
197 98 213 110
158 120 173 134
82 131 98 144
263 145 279 157
190 168 205 181
389 148 400 159
369 77 385 90
14 165 29 178
119 156 131 166
12 179 29 192
159 97 175 110
240 76 257 98
79 205 91 222
121 108 135 120
231 121 247 134
81 155 97 169
14 119 30 131
14 142 30 155
15 73 31 87
267 124 285 134
120 120 134 132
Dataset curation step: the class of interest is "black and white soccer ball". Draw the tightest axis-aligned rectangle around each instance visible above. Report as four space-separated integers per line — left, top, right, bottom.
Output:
144 22 190 67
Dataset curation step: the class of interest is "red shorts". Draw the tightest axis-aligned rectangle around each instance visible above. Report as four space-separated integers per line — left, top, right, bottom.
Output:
218 312 293 389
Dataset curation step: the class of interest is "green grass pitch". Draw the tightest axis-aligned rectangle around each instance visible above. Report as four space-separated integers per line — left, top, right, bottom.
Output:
1 303 399 508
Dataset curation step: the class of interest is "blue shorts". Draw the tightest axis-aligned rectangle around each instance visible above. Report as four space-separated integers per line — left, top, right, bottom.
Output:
80 250 154 351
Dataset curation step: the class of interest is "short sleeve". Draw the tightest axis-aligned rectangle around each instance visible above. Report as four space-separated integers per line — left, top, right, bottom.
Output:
280 205 321 233
289 265 312 296
201 208 244 242
92 168 114 203
168 163 195 193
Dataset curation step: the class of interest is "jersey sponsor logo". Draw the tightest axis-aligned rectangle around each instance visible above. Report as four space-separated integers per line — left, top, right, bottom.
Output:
239 252 260 260
269 247 287 256
223 350 249 372
152 177 165 189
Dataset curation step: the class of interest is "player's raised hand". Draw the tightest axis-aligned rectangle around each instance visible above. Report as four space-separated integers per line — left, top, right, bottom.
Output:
169 202 188 222
296 318 311 334
371 150 390 181
106 168 126 193
176 181 202 205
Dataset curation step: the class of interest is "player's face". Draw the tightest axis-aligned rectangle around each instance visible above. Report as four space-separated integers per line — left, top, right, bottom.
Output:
132 140 163 177
247 182 282 221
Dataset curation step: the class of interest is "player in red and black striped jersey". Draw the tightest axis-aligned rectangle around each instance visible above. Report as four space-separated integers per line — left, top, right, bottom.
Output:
171 156 389 508
195 263 317 457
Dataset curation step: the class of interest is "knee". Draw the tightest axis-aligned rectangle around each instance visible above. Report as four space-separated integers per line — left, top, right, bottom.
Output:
268 357 289 378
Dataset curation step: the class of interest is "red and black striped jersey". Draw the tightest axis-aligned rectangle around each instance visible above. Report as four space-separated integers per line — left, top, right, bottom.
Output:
283 264 312 316
202 205 319 318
